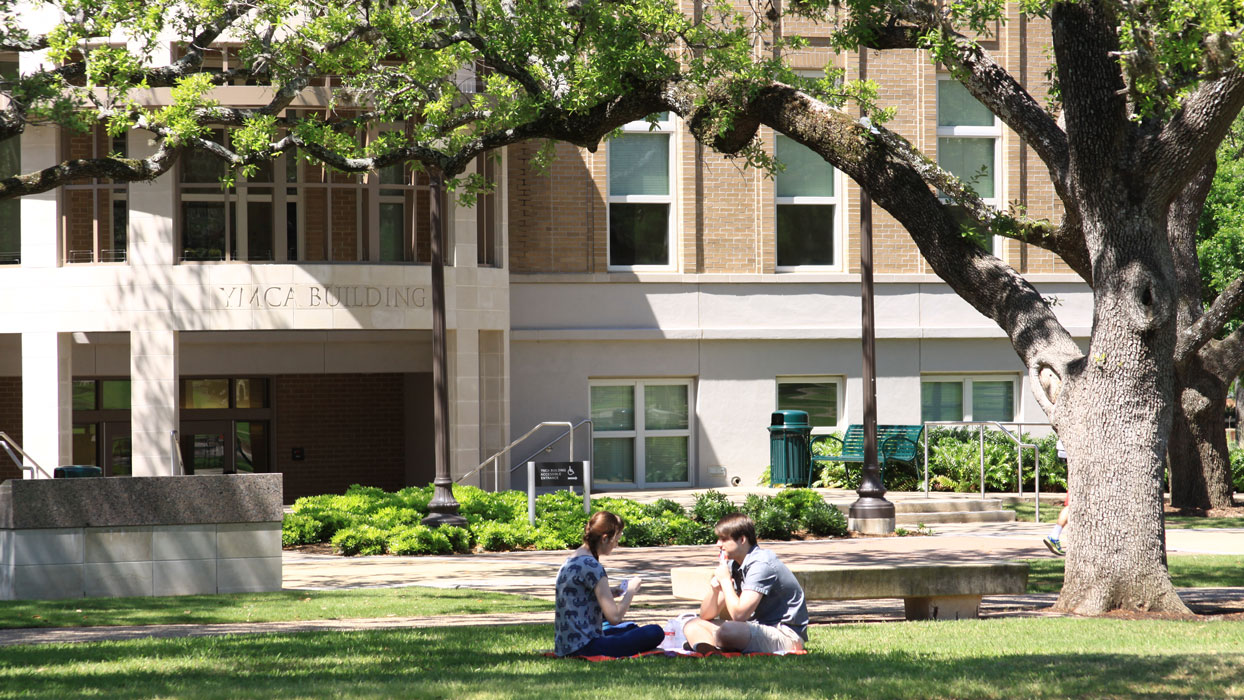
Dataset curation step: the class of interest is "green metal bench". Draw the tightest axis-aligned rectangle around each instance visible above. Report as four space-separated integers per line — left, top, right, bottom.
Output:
811 424 924 483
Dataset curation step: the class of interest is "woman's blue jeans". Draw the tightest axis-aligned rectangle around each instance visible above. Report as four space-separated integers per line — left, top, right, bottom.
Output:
574 623 665 657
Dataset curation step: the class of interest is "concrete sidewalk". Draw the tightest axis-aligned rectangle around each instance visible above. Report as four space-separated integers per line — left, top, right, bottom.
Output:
2 520 1241 647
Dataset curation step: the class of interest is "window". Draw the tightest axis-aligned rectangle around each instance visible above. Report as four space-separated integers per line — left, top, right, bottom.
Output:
608 113 674 270
179 129 278 262
921 375 1016 423
776 377 841 432
476 153 501 267
0 58 17 265
590 379 692 486
937 78 1002 251
63 126 128 263
71 378 132 476
775 135 840 269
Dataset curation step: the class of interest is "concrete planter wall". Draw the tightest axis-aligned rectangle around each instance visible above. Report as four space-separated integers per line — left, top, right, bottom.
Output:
0 474 283 600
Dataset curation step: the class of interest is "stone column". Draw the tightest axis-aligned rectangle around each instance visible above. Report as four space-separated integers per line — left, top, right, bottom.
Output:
129 329 180 476
479 330 509 491
126 130 178 267
448 329 481 481
21 333 73 475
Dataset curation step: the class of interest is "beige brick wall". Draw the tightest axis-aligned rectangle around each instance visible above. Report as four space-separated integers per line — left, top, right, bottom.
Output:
507 11 1075 277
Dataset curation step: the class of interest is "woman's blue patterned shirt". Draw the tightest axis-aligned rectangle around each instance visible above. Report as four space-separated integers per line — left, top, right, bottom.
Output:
554 553 606 656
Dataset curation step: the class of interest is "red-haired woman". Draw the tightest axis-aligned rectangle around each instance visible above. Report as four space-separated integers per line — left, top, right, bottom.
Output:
554 511 664 657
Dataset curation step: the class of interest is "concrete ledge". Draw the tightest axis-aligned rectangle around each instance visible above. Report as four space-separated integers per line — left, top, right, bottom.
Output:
671 562 1028 620
0 474 283 530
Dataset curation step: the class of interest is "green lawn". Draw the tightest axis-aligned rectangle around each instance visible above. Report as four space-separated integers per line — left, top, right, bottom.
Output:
2 619 1243 699
1006 502 1244 529
1026 555 1244 593
0 588 551 630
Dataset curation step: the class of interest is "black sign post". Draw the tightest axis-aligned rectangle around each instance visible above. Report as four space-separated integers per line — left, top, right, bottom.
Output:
527 461 592 524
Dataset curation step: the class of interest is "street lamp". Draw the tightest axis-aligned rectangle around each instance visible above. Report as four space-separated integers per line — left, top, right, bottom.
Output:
423 169 467 528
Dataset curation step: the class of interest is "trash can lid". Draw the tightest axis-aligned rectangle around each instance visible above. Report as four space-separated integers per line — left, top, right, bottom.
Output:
770 410 810 427
53 465 103 478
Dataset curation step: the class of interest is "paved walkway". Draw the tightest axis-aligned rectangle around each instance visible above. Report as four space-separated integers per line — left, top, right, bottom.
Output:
3 517 1241 647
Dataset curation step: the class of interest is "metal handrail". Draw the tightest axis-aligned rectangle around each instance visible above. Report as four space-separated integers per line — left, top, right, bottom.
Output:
0 431 53 479
458 419 594 490
921 420 1046 523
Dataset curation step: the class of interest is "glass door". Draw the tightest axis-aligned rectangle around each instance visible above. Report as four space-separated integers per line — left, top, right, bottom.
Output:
180 420 233 475
101 422 132 476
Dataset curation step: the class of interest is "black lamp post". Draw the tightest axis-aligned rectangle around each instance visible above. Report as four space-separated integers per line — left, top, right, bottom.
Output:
847 48 895 534
423 169 467 528
847 185 895 534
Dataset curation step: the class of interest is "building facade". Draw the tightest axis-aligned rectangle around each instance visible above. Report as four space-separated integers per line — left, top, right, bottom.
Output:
0 9 1091 499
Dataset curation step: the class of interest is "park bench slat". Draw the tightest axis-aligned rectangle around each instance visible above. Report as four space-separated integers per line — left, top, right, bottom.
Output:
811 424 924 479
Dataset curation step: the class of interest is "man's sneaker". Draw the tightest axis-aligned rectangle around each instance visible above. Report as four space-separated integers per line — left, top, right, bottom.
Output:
1042 536 1065 556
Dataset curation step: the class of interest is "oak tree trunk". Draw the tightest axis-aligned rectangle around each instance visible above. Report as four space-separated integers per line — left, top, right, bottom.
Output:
1051 206 1189 615
1169 360 1235 509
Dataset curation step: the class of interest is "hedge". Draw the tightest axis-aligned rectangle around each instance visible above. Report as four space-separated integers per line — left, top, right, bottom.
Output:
283 484 847 556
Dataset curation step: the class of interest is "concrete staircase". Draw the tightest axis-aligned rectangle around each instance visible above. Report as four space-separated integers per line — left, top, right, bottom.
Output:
828 497 1017 526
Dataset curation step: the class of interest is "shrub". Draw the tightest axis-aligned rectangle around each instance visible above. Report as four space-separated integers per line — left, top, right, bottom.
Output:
753 503 794 541
691 490 736 525
456 485 525 524
474 521 538 552
801 502 847 537
1231 446 1244 492
330 525 388 556
668 516 715 545
641 498 686 519
282 512 327 546
591 497 645 523
535 490 589 547
622 516 672 547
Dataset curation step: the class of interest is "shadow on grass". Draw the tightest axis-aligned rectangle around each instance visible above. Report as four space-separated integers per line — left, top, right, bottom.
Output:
3 624 1243 699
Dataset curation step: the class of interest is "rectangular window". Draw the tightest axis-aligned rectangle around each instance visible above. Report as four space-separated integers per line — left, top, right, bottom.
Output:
476 153 500 267
775 135 839 269
937 78 1002 252
608 114 674 270
61 126 128 264
921 375 1016 423
776 377 841 432
590 379 692 486
179 130 281 262
0 137 17 264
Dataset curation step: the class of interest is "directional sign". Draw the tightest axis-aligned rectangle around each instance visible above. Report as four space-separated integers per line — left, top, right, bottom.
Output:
535 461 585 487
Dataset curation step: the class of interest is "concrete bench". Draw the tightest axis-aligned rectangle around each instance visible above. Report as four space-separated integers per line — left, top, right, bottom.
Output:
670 561 1028 620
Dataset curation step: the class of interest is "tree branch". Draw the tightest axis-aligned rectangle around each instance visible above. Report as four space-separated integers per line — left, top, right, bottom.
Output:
1147 70 1244 206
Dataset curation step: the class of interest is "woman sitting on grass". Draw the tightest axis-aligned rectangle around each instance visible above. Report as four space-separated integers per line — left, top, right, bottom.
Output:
554 511 664 657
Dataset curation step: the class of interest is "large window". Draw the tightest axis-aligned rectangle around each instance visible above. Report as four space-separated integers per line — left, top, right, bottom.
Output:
608 113 674 270
937 78 1001 251
776 377 841 433
921 375 1016 423
590 379 692 486
179 130 277 262
62 126 128 264
179 377 271 475
775 135 840 269
71 378 132 476
0 57 17 265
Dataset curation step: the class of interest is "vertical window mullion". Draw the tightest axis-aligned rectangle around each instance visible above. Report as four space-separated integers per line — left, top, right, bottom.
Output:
634 383 646 487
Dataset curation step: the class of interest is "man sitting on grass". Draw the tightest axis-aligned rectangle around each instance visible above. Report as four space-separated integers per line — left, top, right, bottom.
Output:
682 512 808 655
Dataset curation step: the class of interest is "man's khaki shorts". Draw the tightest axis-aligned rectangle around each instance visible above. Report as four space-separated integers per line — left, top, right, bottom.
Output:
742 622 804 654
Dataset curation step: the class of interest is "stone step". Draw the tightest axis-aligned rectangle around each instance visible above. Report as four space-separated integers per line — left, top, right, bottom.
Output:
829 499 1004 515
894 509 1017 525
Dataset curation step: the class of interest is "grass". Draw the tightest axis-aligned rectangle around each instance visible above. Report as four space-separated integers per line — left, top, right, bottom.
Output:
2 619 1243 699
0 588 552 630
1006 502 1244 529
1025 555 1244 593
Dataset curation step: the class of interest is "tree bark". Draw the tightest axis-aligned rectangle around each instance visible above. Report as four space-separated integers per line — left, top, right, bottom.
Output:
1170 359 1233 509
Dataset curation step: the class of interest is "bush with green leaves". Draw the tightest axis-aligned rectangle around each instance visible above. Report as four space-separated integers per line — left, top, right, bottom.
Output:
642 498 686 519
281 512 327 547
535 490 590 548
330 524 389 556
1230 446 1244 492
691 490 736 525
474 521 538 552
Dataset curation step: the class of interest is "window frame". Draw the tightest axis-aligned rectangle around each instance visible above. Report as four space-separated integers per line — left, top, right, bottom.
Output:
920 373 1019 423
775 376 843 434
606 113 677 272
936 75 1003 254
589 378 694 488
773 133 844 272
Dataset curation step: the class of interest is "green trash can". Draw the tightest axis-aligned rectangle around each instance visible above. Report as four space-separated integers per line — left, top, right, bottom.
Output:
768 410 811 485
54 465 102 478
